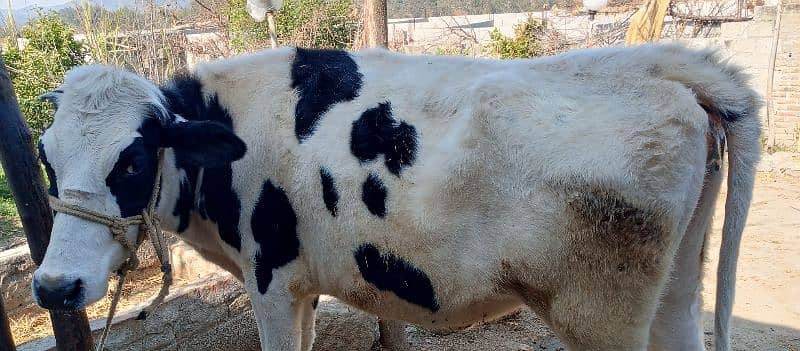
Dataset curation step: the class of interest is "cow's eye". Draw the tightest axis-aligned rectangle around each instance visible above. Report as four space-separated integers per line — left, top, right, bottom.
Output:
124 158 145 176
126 164 139 175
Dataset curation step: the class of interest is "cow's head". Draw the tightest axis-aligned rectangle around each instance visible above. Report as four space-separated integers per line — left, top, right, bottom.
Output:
32 65 245 310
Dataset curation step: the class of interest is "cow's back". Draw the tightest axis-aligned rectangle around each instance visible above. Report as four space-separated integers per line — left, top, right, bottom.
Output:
191 46 710 328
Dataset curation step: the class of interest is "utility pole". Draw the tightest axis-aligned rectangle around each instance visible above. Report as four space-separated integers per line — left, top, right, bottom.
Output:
363 0 388 48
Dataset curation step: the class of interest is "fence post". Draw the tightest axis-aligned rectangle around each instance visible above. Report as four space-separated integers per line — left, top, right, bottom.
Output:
0 58 94 350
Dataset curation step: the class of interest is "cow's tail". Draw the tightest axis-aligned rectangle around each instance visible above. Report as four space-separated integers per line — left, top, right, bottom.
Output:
656 44 762 351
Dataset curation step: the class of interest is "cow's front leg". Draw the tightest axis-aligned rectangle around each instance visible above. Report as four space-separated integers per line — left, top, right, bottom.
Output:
299 295 319 351
244 269 304 351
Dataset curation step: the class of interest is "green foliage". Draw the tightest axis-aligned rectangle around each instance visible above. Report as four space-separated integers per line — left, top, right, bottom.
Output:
224 0 358 52
432 45 475 56
2 12 85 140
0 167 22 243
0 169 16 218
487 18 548 59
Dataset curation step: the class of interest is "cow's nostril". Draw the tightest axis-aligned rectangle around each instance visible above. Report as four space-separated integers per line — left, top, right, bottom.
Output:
39 272 66 286
64 279 83 302
34 277 85 311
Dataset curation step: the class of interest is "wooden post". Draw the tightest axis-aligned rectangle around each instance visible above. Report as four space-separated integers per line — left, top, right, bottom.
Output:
363 0 388 48
0 294 16 351
0 59 94 350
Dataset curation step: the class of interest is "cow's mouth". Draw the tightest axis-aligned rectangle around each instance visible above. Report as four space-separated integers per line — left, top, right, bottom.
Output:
33 277 86 311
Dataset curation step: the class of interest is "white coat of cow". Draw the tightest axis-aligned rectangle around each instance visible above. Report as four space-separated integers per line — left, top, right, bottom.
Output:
32 44 760 350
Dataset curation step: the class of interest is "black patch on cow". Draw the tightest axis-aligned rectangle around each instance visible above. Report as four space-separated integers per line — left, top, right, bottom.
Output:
350 102 418 176
311 296 319 309
361 173 387 218
291 48 363 142
106 119 161 217
38 141 58 198
173 175 195 233
199 166 242 250
251 180 299 294
160 121 246 168
161 74 244 250
319 168 339 217
354 243 439 312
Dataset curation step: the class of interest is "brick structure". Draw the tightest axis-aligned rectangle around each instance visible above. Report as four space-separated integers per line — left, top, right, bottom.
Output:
771 0 800 148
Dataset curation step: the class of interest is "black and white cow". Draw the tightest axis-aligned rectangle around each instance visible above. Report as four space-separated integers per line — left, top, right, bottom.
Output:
32 44 761 350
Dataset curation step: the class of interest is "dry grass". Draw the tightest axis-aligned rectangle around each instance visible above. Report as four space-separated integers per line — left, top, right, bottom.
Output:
9 266 186 346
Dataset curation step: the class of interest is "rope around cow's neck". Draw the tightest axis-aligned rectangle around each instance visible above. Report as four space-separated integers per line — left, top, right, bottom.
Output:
47 149 172 351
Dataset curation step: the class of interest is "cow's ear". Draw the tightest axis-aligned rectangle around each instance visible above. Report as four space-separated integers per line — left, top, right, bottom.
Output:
160 120 246 168
39 89 63 107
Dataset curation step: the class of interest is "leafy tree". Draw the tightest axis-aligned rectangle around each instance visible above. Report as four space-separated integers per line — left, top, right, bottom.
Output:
224 0 358 52
2 12 85 140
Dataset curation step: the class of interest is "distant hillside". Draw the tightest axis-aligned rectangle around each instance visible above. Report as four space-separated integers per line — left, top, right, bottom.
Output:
1 0 188 26
1 1 74 26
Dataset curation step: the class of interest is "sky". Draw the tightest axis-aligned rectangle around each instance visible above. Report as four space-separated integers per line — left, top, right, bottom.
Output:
0 0 135 10
1 0 71 9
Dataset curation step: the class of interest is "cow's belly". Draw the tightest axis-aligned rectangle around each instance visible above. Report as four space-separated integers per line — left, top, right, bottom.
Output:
334 287 523 329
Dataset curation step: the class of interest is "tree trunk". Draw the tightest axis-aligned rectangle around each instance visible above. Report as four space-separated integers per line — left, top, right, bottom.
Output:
0 58 95 351
363 0 388 48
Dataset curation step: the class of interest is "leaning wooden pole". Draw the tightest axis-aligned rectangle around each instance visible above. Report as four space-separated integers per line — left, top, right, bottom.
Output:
0 59 94 350
0 293 16 351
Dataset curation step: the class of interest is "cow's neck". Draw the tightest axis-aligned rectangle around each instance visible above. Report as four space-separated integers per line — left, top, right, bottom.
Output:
150 149 244 278
154 148 188 235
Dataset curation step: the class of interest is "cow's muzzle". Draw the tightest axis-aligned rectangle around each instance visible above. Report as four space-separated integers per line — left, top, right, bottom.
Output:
32 273 85 310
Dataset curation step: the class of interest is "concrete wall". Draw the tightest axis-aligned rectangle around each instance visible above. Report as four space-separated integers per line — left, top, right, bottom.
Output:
681 2 800 147
672 4 798 147
387 3 800 148
387 11 634 54
662 6 776 140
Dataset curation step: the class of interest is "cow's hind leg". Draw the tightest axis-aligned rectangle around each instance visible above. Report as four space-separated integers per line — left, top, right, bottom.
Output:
649 143 725 351
540 281 659 350
526 184 696 350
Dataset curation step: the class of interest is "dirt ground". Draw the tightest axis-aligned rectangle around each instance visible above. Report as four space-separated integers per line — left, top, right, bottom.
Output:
404 174 800 351
9 175 799 350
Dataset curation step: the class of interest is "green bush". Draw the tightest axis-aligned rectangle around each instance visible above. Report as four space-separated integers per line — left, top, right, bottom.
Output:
224 0 358 52
487 18 549 59
0 167 22 242
2 12 85 141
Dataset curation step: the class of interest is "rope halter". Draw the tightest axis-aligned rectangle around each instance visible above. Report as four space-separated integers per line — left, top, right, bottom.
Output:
47 149 172 350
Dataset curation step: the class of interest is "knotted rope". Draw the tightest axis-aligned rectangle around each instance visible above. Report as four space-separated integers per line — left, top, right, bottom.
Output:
48 149 172 351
